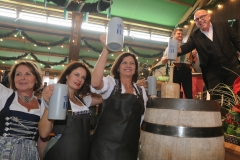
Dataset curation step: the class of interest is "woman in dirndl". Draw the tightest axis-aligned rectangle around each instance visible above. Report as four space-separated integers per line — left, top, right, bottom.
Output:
39 62 102 160
0 61 47 160
89 34 148 160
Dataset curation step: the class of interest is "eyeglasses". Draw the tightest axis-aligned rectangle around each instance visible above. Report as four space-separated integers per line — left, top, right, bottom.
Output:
194 14 208 22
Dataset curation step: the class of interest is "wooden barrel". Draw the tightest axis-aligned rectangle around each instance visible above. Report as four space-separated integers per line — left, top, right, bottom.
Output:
139 98 225 160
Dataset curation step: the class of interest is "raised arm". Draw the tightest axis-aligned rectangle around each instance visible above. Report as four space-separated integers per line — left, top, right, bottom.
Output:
91 34 109 90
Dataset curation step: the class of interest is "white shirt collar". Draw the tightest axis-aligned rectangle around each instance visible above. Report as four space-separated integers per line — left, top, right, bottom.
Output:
200 23 213 41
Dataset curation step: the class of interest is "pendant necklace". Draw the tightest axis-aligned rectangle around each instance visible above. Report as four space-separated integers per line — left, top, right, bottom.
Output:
18 93 35 103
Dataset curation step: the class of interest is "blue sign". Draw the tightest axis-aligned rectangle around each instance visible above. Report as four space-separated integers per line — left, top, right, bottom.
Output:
63 96 68 109
117 24 122 35
169 45 176 53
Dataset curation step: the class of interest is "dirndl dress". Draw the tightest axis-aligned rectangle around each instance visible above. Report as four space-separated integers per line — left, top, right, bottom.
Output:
0 92 40 160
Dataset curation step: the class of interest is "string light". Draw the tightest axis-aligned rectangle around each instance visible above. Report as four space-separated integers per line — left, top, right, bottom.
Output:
218 4 223 8
207 10 212 14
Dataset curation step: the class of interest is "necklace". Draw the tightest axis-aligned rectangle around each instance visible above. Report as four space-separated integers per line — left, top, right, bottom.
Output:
18 93 35 103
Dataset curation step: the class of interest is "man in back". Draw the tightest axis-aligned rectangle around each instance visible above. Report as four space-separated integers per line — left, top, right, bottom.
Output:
178 9 240 100
155 28 196 99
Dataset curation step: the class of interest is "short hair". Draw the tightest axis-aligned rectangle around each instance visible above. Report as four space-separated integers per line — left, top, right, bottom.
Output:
110 52 139 83
9 61 43 91
173 27 183 35
58 61 91 97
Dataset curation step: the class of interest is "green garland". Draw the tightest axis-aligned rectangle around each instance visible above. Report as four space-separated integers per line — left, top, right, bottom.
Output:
0 29 70 47
29 52 68 66
79 57 112 69
82 39 102 53
20 30 70 47
0 52 28 61
82 39 164 58
0 29 19 38
177 0 228 27
0 51 68 66
128 45 164 58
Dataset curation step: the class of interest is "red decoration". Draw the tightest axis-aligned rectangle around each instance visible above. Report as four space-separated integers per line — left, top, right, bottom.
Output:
233 76 240 95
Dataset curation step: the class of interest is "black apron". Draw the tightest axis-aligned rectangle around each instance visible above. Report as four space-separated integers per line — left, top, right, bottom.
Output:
44 99 90 160
89 79 144 160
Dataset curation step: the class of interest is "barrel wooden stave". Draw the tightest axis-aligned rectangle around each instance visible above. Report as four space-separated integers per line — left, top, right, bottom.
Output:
161 83 180 98
140 132 224 160
140 98 225 160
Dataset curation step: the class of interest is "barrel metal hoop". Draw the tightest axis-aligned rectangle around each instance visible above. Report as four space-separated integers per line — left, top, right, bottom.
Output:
141 121 223 138
147 98 220 111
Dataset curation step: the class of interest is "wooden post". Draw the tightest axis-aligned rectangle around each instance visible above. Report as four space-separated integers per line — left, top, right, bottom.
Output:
69 12 84 62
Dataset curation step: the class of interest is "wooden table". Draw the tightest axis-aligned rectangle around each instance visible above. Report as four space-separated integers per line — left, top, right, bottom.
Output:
225 142 240 160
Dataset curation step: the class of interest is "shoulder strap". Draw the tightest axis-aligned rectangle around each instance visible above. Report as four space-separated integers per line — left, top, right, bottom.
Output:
37 98 41 105
112 79 120 95
0 91 15 134
4 91 15 110
136 85 143 96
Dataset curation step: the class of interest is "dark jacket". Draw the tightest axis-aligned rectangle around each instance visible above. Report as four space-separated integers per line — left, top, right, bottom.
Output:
180 21 240 67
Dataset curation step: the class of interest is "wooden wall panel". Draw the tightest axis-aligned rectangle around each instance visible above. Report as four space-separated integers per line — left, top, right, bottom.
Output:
210 0 240 34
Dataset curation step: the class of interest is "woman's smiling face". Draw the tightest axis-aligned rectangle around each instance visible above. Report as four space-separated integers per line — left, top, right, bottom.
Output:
66 67 87 91
14 65 36 92
119 56 136 78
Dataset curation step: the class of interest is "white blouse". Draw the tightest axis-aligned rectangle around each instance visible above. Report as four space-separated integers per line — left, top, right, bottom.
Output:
69 95 92 112
0 83 44 117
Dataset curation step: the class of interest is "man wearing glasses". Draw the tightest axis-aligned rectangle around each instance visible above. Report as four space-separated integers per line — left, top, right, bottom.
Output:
178 9 240 100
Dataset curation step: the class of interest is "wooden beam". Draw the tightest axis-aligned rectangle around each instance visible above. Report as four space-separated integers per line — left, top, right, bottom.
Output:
69 12 83 62
178 0 202 24
168 0 195 7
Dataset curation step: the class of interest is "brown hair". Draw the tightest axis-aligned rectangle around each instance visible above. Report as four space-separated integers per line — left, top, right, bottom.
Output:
110 52 139 83
173 27 183 35
9 61 43 91
58 61 91 97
